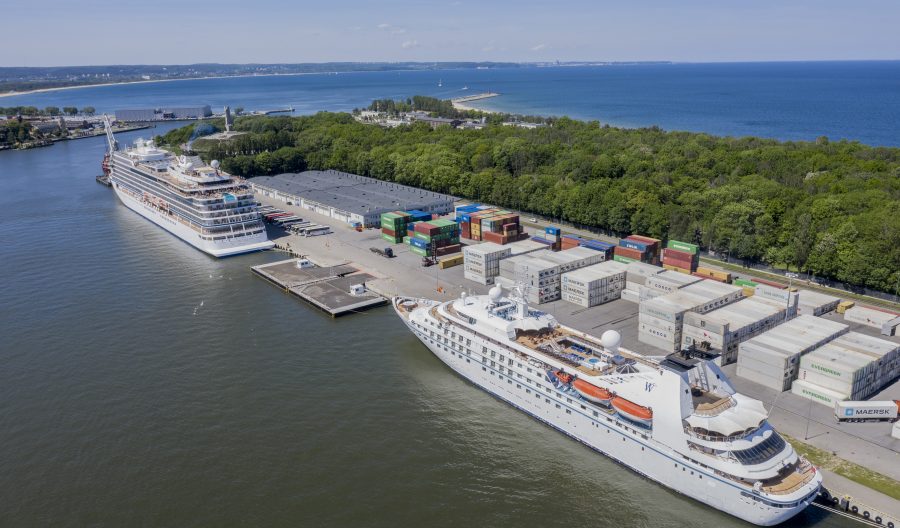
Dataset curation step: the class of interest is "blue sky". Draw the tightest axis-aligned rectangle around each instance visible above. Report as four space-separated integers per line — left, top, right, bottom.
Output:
2 0 899 66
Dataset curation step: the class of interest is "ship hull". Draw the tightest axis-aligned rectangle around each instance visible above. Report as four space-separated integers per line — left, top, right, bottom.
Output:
112 182 274 257
395 300 818 526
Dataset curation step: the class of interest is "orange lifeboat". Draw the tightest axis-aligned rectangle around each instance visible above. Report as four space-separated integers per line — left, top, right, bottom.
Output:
572 379 612 405
553 370 574 385
611 396 653 426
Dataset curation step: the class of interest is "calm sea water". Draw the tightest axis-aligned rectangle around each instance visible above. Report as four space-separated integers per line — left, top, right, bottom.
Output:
0 70 870 526
2 62 900 145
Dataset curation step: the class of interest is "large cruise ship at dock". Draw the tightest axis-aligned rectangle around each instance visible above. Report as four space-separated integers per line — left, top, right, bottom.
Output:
102 117 273 257
393 286 822 526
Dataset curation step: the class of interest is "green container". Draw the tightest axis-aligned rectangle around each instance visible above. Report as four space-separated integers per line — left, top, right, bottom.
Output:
403 236 411 245
382 233 402 243
613 255 637 264
410 246 430 257
667 240 699 254
733 278 758 287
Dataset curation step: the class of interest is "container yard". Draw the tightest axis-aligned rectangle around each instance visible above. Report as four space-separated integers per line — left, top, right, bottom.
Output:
735 315 849 391
681 297 791 365
792 332 900 405
661 239 700 273
454 203 527 244
255 193 900 508
559 260 628 307
644 269 703 294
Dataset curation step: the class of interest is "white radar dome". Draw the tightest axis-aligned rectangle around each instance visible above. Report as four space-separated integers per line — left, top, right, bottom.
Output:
211 160 220 169
488 285 503 302
601 330 622 352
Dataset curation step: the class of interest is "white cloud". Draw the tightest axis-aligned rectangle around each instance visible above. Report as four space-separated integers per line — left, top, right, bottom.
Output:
377 23 407 34
401 39 419 49
531 43 547 51
482 40 496 52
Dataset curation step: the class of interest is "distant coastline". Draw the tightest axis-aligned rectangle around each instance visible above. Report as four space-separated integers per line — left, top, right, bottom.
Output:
0 71 330 99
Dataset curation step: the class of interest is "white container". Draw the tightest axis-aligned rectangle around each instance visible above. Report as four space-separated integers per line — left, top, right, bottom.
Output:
791 379 847 406
621 289 640 304
844 305 898 329
645 271 703 294
797 290 841 316
737 364 793 391
834 401 898 421
626 261 663 285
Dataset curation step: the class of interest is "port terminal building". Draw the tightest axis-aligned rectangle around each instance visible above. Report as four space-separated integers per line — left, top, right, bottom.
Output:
250 170 454 227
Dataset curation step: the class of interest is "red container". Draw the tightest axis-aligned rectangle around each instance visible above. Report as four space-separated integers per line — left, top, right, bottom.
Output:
614 246 644 260
415 222 440 236
460 221 471 239
482 231 510 244
382 227 397 237
628 234 661 245
663 248 695 262
561 238 580 250
436 244 462 256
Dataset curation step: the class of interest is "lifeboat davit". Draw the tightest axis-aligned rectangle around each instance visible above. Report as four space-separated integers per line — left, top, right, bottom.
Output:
572 379 612 405
553 370 574 385
611 396 653 426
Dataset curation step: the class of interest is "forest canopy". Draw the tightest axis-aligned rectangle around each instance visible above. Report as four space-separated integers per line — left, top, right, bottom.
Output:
160 105 900 294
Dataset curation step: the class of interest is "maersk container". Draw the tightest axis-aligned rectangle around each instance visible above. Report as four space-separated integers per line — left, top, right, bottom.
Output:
834 400 899 421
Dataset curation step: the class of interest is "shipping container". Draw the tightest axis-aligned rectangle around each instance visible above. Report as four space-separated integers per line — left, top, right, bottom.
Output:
666 240 699 254
733 278 758 288
834 400 900 421
695 267 732 283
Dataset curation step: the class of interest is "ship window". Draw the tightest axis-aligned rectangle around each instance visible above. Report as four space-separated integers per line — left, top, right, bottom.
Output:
555 404 561 409
517 384 521 389
526 389 531 394
482 367 486 371
566 409 571 414
593 411 599 417
732 433 786 465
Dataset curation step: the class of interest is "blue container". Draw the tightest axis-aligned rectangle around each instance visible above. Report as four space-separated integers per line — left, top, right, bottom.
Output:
545 227 561 236
620 239 650 251
582 240 614 251
410 237 429 249
457 213 471 223
531 236 553 245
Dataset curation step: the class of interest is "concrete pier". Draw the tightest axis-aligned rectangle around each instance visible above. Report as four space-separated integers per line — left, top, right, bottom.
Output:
251 259 386 316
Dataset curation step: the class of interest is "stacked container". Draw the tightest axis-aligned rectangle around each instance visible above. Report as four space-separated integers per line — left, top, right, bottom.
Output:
843 305 900 335
410 219 461 257
735 315 849 391
645 270 704 295
622 261 665 303
381 211 411 244
793 332 900 405
637 279 745 352
616 235 660 264
463 242 512 285
530 247 605 273
797 290 841 316
560 260 628 307
682 297 790 365
662 240 699 273
498 255 561 304
754 284 799 317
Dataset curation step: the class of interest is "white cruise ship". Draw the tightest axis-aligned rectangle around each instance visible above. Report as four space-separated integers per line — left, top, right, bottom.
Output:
103 117 274 257
394 286 822 526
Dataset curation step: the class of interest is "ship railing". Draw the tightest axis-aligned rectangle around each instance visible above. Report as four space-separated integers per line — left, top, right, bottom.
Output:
684 423 763 443
761 460 817 496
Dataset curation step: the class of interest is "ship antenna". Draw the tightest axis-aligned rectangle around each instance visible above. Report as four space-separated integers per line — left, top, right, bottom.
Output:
103 114 118 152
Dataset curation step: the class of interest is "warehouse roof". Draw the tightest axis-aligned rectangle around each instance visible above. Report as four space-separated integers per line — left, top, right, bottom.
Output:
251 170 454 216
